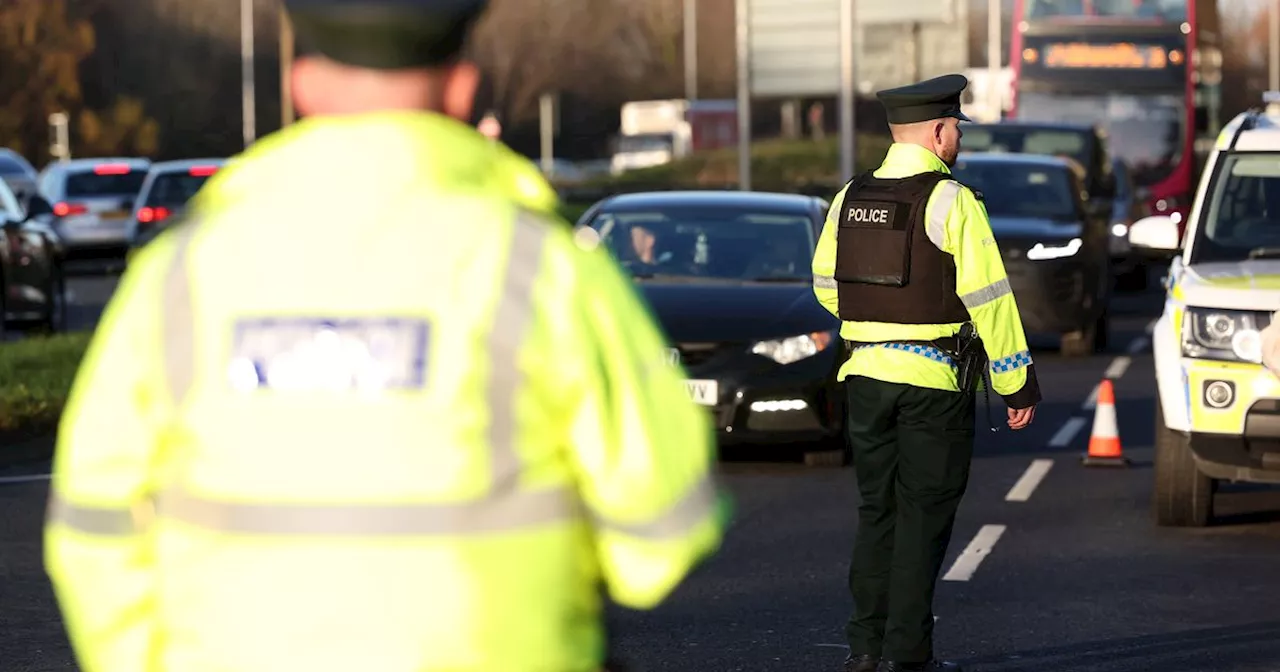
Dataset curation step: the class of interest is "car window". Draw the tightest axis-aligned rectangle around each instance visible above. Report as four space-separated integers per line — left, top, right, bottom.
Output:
962 127 1091 172
143 171 214 207
64 169 148 198
950 161 1079 221
1194 154 1280 263
585 207 817 281
0 155 32 177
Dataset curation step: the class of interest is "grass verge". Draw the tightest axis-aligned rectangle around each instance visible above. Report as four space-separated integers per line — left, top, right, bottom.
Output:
0 331 92 463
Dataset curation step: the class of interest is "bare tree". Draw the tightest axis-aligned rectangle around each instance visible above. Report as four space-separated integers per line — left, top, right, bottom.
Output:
468 0 686 123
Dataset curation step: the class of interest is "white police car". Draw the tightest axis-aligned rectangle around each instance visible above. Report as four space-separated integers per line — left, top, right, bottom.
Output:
1130 92 1280 526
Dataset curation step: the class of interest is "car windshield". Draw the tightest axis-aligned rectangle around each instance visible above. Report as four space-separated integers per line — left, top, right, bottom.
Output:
586 207 817 281
617 134 674 153
65 169 148 198
950 161 1079 220
961 126 1092 174
1192 154 1280 264
144 171 215 207
0 155 32 177
1014 91 1183 187
1024 0 1185 21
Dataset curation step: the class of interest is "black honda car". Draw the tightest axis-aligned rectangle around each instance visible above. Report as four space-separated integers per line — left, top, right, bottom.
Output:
575 191 846 463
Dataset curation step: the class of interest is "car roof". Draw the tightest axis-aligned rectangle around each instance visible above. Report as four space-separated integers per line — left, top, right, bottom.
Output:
54 157 152 171
1216 108 1280 152
148 158 227 173
595 190 821 211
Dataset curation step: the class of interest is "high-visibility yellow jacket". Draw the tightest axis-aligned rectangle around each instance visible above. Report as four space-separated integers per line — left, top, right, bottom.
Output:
812 143 1040 408
45 110 729 672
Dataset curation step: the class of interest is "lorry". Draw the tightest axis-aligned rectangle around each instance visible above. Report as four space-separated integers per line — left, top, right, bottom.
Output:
610 99 738 175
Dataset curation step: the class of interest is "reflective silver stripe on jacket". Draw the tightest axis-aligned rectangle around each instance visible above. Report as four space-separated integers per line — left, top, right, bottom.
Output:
50 210 717 540
959 278 1012 310
925 180 962 251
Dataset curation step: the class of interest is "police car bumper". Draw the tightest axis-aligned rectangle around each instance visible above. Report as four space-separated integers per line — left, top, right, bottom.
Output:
674 342 843 444
1003 255 1094 334
1182 358 1280 483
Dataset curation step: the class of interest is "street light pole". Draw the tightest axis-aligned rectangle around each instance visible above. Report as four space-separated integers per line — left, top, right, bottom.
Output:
988 0 1001 120
241 0 257 148
684 0 698 101
1271 0 1279 92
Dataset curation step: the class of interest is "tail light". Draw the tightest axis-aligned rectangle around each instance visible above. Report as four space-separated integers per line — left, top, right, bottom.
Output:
189 165 218 177
137 206 172 225
53 202 87 217
94 163 131 175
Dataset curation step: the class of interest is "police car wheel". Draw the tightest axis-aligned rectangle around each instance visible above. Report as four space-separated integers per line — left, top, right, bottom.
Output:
1152 403 1214 527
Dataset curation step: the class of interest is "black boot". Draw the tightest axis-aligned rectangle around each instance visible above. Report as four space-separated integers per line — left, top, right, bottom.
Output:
843 653 880 672
878 661 962 671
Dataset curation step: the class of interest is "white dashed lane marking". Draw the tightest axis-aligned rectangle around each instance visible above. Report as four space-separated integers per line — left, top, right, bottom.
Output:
942 524 1007 582
1005 459 1054 502
1048 417 1088 447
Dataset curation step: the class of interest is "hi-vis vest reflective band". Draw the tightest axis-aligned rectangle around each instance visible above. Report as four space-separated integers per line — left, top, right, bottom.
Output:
834 171 970 325
47 211 717 540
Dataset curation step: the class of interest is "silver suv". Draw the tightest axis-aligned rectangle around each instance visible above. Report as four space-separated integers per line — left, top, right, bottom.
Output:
37 157 150 259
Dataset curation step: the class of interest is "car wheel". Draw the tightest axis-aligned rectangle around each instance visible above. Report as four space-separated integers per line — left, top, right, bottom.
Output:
1152 403 1214 527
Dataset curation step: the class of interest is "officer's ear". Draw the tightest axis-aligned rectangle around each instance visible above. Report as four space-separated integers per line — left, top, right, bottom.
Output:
932 120 946 145
441 60 481 123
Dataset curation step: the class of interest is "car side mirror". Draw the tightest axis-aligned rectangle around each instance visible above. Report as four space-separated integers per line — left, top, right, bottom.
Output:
1129 215 1181 251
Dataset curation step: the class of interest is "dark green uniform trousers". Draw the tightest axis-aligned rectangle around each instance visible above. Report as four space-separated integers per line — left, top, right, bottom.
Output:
844 375 975 663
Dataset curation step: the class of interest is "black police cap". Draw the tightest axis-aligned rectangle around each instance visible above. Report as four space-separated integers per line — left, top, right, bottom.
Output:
285 0 488 70
875 74 972 125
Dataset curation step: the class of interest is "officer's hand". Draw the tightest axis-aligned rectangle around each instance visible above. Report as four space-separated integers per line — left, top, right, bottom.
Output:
1007 405 1035 430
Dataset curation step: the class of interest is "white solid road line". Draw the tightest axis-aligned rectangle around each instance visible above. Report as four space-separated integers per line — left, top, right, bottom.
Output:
1127 336 1149 354
1048 417 1088 447
0 473 50 485
942 524 1007 582
1005 459 1054 502
1104 356 1131 380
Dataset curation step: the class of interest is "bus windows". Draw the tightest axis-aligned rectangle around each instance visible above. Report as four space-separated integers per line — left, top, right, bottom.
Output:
1026 0 1186 21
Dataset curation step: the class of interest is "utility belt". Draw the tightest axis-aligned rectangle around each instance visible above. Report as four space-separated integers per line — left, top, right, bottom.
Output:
845 322 999 432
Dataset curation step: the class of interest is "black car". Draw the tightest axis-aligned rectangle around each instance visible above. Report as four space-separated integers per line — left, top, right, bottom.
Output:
575 191 846 463
951 153 1111 356
959 121 1117 221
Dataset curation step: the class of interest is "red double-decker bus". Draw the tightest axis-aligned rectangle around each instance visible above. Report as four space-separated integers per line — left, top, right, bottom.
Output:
1009 0 1223 224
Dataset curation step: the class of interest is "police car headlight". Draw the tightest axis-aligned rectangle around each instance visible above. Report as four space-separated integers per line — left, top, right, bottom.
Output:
1182 308 1269 363
1111 223 1129 237
1024 238 1082 261
752 331 834 365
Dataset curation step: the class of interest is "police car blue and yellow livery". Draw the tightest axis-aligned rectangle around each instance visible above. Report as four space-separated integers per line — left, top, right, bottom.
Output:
1139 95 1280 527
812 142 1041 410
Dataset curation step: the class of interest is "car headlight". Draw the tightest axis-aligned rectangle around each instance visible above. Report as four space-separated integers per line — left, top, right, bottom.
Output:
1181 308 1269 363
1111 223 1129 237
1024 237 1082 261
751 331 834 365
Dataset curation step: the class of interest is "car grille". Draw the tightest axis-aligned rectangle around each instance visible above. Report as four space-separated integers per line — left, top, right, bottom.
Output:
674 342 726 367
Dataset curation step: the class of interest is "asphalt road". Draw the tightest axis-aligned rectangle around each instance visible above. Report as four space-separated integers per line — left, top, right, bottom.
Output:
2 279 1279 671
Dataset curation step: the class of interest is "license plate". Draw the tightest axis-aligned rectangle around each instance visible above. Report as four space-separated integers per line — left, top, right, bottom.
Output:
98 212 128 221
684 379 718 406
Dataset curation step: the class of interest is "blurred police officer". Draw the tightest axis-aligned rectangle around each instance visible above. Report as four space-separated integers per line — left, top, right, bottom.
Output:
43 1 728 670
812 74 1041 672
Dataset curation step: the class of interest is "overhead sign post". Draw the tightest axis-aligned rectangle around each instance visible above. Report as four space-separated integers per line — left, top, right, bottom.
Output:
736 0 752 190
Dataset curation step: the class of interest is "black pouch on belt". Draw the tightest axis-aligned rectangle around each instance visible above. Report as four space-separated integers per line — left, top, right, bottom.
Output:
952 323 988 393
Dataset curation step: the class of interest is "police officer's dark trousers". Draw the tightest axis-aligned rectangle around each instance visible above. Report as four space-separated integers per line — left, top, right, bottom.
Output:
844 374 975 663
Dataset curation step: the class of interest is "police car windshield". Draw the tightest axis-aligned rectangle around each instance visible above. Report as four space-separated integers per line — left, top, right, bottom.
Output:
949 161 1080 221
586 208 817 281
1192 154 1280 264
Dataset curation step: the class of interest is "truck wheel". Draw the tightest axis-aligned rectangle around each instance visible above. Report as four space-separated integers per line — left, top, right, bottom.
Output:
1060 320 1096 357
1152 403 1215 527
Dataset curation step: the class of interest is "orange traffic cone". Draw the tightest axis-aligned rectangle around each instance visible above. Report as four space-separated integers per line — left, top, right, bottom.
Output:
1083 379 1129 467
